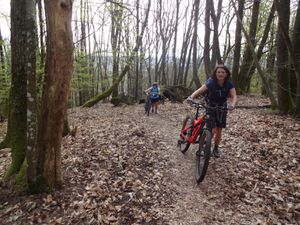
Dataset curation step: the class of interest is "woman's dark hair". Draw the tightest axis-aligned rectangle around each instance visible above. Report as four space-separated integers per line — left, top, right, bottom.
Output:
211 64 231 82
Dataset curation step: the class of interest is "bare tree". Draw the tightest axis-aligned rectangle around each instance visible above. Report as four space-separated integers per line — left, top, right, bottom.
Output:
275 0 291 113
291 0 300 116
231 0 277 107
204 0 212 77
209 0 222 66
275 0 300 115
172 0 181 85
238 0 261 93
246 3 276 91
177 8 194 85
83 0 151 107
192 0 201 88
110 0 123 98
231 0 245 86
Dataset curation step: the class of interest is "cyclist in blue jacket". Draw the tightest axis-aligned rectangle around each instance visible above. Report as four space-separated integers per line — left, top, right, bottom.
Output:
145 82 161 114
187 64 237 158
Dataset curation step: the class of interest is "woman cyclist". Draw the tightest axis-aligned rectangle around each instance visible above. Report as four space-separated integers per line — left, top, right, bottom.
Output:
187 64 237 158
145 82 161 114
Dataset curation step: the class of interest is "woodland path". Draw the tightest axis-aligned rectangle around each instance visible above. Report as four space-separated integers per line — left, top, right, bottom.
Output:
0 96 300 225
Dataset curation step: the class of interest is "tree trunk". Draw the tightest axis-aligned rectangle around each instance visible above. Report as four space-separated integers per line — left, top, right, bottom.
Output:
238 0 260 93
5 0 29 179
291 0 300 116
263 23 276 96
275 0 300 115
209 0 222 66
135 0 140 100
204 0 211 77
192 0 201 88
0 29 5 74
275 0 291 113
110 1 123 98
35 0 73 191
26 0 37 190
231 0 245 86
37 0 45 68
172 0 180 86
246 3 275 92
0 28 7 126
178 13 193 85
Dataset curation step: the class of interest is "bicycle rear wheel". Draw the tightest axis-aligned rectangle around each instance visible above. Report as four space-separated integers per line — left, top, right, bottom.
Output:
195 129 212 183
178 115 194 153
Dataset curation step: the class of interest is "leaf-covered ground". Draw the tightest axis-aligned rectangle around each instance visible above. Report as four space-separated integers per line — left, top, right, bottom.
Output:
0 95 300 225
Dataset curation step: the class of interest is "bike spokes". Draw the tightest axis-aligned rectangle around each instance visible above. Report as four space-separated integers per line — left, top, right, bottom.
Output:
178 116 194 153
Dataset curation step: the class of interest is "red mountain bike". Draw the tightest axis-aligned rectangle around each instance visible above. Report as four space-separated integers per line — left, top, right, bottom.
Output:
178 101 227 183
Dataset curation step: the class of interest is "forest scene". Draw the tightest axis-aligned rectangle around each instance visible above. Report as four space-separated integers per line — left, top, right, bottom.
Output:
0 0 299 224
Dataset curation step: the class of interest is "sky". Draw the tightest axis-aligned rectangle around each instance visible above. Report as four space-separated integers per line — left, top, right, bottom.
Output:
0 0 10 40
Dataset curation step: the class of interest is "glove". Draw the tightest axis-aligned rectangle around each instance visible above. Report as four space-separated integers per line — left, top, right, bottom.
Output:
227 104 235 111
186 96 194 103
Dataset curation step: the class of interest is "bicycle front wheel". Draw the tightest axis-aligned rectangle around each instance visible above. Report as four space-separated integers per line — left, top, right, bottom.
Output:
195 129 212 183
178 115 194 153
145 99 151 116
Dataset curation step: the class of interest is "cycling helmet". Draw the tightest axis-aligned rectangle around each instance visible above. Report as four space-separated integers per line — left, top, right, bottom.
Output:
152 82 158 87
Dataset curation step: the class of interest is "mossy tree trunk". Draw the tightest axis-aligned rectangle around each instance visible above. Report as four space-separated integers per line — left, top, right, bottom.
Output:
5 0 30 180
3 0 37 194
34 0 74 191
26 0 38 191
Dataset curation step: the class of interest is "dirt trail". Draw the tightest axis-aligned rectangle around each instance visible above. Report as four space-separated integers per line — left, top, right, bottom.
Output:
1 96 299 225
137 103 243 225
134 99 300 225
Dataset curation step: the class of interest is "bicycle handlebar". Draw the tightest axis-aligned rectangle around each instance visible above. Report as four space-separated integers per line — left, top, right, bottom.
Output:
187 100 229 111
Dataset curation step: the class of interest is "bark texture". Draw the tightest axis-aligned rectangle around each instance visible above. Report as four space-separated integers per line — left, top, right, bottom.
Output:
35 0 74 191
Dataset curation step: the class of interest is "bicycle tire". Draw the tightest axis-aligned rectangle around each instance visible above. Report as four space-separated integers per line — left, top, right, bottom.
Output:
178 115 194 153
195 129 212 183
145 97 151 116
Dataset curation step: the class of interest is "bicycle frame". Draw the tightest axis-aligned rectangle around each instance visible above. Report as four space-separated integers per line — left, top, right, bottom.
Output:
180 104 210 144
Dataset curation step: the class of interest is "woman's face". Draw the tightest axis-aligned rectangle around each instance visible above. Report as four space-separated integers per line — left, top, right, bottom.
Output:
216 67 227 81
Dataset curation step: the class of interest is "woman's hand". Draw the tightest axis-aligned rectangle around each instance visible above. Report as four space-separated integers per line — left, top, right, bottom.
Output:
227 104 235 111
186 96 194 103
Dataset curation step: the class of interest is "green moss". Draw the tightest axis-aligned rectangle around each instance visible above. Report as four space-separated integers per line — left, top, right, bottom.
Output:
5 145 25 178
32 175 50 193
14 159 28 192
0 137 9 149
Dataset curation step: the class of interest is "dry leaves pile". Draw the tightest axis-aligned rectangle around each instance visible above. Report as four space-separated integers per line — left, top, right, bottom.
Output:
0 95 299 225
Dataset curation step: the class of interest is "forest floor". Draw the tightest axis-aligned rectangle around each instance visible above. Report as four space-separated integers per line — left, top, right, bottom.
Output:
0 95 300 225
